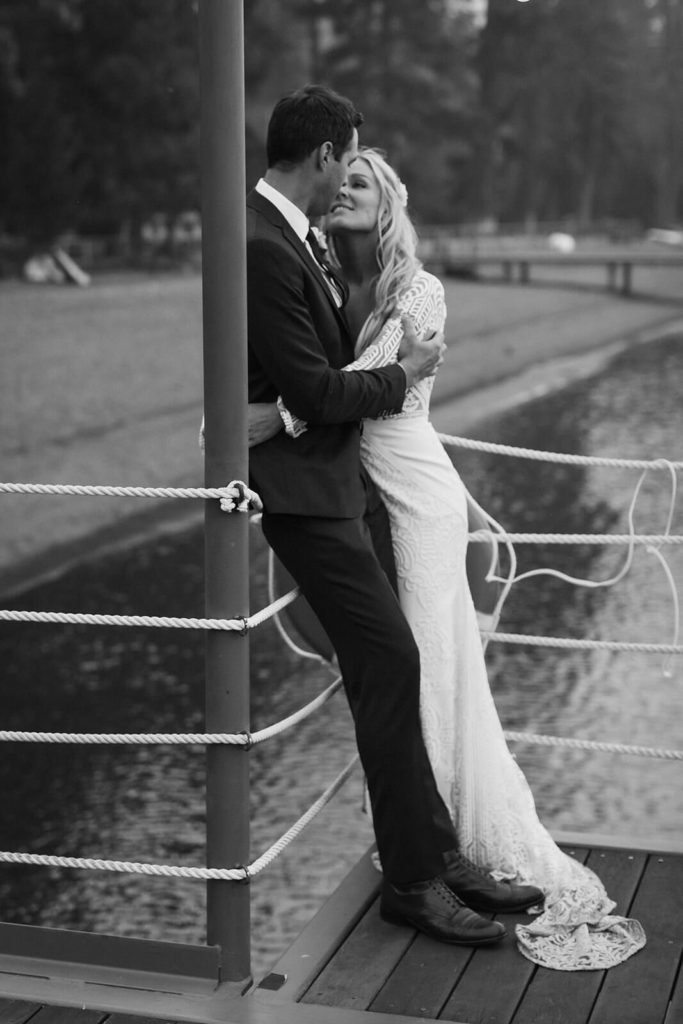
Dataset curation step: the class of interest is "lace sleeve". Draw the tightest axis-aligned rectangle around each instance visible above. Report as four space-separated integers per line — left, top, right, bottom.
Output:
343 273 445 373
279 272 445 436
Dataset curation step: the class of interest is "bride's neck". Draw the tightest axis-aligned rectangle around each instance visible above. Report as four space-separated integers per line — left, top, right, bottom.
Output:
331 233 378 286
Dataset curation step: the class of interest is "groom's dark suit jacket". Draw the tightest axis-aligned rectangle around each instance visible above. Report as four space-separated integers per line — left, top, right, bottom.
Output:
246 188 406 516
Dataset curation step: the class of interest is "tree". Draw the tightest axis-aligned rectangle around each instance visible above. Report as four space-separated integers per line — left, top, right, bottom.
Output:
0 0 85 240
295 0 480 222
477 0 663 229
638 0 683 224
0 0 200 246
72 0 200 246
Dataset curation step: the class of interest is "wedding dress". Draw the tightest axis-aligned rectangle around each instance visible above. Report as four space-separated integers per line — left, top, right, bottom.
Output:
284 269 645 970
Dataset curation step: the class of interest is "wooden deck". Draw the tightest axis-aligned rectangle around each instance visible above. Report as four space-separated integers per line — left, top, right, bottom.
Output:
256 838 683 1024
0 838 680 1024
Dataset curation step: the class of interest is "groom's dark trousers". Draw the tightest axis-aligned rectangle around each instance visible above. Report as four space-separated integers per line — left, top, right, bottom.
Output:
245 189 457 885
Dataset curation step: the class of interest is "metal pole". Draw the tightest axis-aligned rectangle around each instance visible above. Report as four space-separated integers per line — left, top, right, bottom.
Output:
198 0 250 984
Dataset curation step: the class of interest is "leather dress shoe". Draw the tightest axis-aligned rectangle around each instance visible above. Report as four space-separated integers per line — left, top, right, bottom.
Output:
442 852 544 914
380 878 505 946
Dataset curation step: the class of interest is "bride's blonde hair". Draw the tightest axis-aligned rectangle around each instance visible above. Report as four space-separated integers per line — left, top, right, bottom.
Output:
330 146 421 355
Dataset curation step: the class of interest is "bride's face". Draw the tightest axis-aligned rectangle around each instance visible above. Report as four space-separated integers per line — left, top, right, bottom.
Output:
325 158 380 236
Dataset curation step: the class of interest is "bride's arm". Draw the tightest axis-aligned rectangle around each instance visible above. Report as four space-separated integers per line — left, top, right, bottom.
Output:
345 276 446 373
280 274 446 437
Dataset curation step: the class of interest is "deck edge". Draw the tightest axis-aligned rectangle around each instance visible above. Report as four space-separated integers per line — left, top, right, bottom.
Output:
551 829 683 856
251 846 381 1005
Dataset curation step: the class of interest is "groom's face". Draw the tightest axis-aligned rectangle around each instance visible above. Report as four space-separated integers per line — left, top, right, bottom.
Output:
312 129 359 218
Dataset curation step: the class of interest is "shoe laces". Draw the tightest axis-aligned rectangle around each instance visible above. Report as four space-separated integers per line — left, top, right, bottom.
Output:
431 877 467 911
455 851 494 878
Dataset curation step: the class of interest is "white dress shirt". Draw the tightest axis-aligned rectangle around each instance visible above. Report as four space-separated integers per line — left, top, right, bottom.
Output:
255 178 342 306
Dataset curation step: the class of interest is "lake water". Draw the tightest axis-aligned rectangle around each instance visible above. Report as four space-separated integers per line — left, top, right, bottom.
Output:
1 335 681 980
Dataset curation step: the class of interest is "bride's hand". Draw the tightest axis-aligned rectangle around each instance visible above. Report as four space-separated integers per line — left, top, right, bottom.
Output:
397 315 446 387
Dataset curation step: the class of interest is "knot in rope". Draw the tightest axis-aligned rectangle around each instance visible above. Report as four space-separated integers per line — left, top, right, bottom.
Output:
220 480 263 513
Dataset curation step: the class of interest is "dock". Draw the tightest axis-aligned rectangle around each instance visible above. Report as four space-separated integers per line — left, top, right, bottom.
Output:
256 838 683 1023
0 838 679 1024
418 231 683 296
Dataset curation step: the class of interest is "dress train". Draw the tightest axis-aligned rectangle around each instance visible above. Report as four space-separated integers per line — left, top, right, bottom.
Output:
360 412 646 971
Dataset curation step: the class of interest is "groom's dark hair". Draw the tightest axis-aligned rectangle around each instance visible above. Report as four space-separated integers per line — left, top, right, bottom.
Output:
266 84 363 168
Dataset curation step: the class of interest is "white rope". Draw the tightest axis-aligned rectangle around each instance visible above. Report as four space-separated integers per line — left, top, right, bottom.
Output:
0 730 248 746
0 754 361 881
246 587 299 629
469 462 681 675
267 549 330 664
249 755 360 875
484 630 683 654
0 677 343 747
438 434 683 471
504 731 683 760
252 676 342 744
464 488 517 654
0 609 247 630
0 586 300 632
0 850 248 881
469 530 683 546
0 479 262 511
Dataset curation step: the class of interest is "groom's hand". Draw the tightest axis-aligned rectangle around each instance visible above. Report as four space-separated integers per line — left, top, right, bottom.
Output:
397 315 446 389
248 402 283 447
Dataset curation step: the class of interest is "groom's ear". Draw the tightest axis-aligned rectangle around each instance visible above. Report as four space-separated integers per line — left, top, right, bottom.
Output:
316 141 334 169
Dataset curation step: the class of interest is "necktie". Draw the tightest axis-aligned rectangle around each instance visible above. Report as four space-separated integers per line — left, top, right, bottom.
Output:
306 230 347 306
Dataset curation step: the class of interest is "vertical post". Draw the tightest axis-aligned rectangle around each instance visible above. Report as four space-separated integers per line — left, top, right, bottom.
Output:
198 0 250 984
621 261 632 297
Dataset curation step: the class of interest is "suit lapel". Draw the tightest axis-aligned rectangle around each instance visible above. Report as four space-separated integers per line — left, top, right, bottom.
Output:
247 191 349 328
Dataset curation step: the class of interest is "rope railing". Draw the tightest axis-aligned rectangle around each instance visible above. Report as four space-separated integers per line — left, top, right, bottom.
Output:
0 479 263 510
0 434 681 889
503 731 683 761
0 720 678 761
480 631 683 654
0 754 361 882
469 530 683 546
0 586 299 632
437 434 683 471
0 676 343 748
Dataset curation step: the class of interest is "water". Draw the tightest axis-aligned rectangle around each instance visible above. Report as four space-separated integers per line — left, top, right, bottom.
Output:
1 335 681 979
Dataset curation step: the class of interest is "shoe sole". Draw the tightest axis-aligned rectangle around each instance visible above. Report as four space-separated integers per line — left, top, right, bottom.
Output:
463 896 544 914
380 908 506 946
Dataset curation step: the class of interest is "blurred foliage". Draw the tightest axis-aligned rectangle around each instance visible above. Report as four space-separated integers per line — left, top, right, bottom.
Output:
0 0 681 245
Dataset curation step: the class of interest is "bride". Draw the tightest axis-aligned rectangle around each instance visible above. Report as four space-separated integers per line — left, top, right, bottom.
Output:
257 146 645 972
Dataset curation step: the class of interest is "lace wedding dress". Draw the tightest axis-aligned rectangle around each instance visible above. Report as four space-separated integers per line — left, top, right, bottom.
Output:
343 270 646 970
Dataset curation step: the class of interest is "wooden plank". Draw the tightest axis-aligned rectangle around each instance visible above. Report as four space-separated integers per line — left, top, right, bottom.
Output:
105 1017 176 1024
28 1009 104 1024
438 847 590 1024
665 969 683 1024
255 848 382 1004
512 847 647 1024
368 933 474 1019
588 852 683 1024
0 1000 43 1024
437 909 535 1024
301 898 414 1011
551 831 683 857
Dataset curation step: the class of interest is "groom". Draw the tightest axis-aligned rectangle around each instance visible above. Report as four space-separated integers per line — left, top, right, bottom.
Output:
239 84 542 945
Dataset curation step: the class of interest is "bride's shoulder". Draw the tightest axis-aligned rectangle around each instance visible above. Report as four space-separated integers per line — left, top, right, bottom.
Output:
401 269 445 304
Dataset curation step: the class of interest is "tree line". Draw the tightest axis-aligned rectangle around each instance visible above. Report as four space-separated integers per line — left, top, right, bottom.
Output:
0 0 680 249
